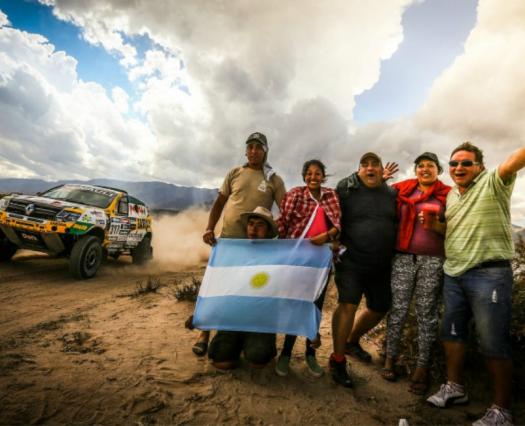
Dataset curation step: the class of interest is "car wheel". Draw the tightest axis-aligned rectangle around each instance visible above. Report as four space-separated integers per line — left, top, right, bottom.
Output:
131 235 152 265
0 236 18 261
69 235 103 279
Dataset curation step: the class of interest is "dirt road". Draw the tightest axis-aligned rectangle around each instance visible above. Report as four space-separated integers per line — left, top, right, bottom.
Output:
0 251 500 425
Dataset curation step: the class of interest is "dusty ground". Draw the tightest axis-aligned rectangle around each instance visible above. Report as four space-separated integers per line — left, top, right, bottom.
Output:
0 251 520 425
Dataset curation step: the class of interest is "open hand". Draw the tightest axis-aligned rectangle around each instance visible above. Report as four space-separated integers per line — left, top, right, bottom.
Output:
383 162 399 181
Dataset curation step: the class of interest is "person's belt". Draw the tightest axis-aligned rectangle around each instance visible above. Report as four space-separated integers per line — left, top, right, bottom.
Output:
472 260 511 269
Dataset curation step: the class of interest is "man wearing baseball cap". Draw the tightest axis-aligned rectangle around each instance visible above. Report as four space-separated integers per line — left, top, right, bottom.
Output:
330 152 398 387
193 132 285 355
203 132 285 244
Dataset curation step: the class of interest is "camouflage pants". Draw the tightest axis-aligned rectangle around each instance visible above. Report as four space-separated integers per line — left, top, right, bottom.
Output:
386 253 443 367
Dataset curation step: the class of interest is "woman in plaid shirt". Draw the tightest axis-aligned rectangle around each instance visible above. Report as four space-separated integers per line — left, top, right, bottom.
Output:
274 159 341 378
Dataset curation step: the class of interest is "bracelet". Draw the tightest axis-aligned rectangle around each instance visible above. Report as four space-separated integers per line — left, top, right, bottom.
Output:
204 229 214 234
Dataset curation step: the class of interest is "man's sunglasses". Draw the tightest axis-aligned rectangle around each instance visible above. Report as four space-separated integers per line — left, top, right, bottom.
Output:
448 160 479 167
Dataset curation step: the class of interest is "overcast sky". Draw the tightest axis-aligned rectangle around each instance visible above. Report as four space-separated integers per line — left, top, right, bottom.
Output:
0 0 524 223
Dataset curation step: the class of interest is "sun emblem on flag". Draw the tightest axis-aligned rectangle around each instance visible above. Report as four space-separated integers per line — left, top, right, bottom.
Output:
250 272 270 289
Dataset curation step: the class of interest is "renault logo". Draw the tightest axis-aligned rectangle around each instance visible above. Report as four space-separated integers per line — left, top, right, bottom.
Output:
25 204 35 216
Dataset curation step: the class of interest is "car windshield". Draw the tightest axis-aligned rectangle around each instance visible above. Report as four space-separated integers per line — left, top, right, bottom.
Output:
42 186 117 208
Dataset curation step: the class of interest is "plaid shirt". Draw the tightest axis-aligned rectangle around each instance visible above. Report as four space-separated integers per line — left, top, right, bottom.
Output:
278 186 341 238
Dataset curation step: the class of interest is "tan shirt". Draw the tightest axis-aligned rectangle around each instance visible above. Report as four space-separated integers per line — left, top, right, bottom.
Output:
220 166 286 238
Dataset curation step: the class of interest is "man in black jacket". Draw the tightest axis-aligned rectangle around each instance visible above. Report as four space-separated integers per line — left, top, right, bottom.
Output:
330 152 398 387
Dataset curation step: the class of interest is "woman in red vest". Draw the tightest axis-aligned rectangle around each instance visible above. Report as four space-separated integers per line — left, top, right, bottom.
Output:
382 152 450 394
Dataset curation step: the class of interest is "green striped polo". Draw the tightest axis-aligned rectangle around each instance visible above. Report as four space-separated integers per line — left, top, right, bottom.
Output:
444 168 515 277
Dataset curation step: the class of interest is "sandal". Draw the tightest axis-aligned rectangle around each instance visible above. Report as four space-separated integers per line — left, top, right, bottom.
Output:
192 341 208 356
381 367 397 382
409 377 430 395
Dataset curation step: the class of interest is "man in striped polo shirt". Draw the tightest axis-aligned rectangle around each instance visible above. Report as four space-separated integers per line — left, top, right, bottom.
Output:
426 142 525 426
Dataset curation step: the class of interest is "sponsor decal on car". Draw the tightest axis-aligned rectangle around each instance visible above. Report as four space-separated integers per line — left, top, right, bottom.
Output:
125 230 147 247
69 221 93 235
129 203 148 218
20 232 39 242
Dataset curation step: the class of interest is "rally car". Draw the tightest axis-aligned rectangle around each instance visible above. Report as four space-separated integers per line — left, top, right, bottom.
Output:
0 184 153 279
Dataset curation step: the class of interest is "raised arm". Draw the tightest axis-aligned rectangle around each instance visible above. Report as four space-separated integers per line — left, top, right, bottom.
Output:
498 146 525 182
203 193 228 246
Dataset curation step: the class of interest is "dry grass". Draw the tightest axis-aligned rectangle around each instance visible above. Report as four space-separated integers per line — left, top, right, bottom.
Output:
122 276 163 298
173 276 201 302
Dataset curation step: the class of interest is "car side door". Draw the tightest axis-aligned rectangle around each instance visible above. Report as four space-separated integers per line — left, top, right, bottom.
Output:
108 195 131 247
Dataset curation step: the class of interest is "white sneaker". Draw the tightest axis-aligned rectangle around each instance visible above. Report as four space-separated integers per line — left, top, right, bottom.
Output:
426 382 469 408
472 406 514 426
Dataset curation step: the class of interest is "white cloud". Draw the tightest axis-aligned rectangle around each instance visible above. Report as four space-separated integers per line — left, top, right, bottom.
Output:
35 0 414 186
0 10 9 27
0 24 155 181
2 0 524 225
415 0 525 160
47 2 138 67
111 86 129 114
128 49 183 82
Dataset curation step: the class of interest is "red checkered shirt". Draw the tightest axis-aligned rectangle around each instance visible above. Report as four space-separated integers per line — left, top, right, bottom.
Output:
278 186 341 238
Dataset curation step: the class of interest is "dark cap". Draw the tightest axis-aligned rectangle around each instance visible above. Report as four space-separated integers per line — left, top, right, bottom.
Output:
245 132 268 147
414 152 442 173
359 152 382 165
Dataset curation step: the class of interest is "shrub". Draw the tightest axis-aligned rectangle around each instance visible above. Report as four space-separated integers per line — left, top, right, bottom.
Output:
173 276 201 302
131 276 162 297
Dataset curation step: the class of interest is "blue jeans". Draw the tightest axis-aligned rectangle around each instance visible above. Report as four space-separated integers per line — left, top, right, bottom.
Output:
442 264 513 359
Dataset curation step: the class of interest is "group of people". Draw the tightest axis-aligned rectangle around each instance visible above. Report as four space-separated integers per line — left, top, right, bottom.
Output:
188 131 524 426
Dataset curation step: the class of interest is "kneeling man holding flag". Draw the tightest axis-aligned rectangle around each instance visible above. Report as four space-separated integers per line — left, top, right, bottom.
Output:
193 206 332 370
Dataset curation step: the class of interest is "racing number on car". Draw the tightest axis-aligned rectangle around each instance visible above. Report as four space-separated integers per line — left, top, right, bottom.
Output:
109 223 120 235
109 218 131 243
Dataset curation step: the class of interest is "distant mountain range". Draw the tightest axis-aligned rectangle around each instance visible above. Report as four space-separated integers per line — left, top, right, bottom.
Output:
0 178 217 211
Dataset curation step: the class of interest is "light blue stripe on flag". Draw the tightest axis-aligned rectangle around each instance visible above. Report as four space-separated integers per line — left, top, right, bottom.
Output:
194 296 321 338
193 238 331 339
208 238 331 268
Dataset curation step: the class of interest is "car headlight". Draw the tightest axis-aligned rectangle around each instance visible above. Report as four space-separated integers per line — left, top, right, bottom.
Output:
0 198 10 211
56 210 82 222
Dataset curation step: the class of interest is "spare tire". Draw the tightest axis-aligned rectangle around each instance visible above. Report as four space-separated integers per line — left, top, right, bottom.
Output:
69 236 103 279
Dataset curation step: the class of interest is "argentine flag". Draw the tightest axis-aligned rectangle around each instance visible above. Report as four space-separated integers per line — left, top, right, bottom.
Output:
193 238 332 340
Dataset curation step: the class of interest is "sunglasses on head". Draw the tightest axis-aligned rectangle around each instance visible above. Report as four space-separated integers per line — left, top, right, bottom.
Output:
448 160 479 167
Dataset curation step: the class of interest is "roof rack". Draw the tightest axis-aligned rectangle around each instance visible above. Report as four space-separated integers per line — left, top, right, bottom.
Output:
91 184 128 194
49 183 128 194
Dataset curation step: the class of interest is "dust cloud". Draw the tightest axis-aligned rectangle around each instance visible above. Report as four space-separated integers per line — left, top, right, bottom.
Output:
151 209 212 266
